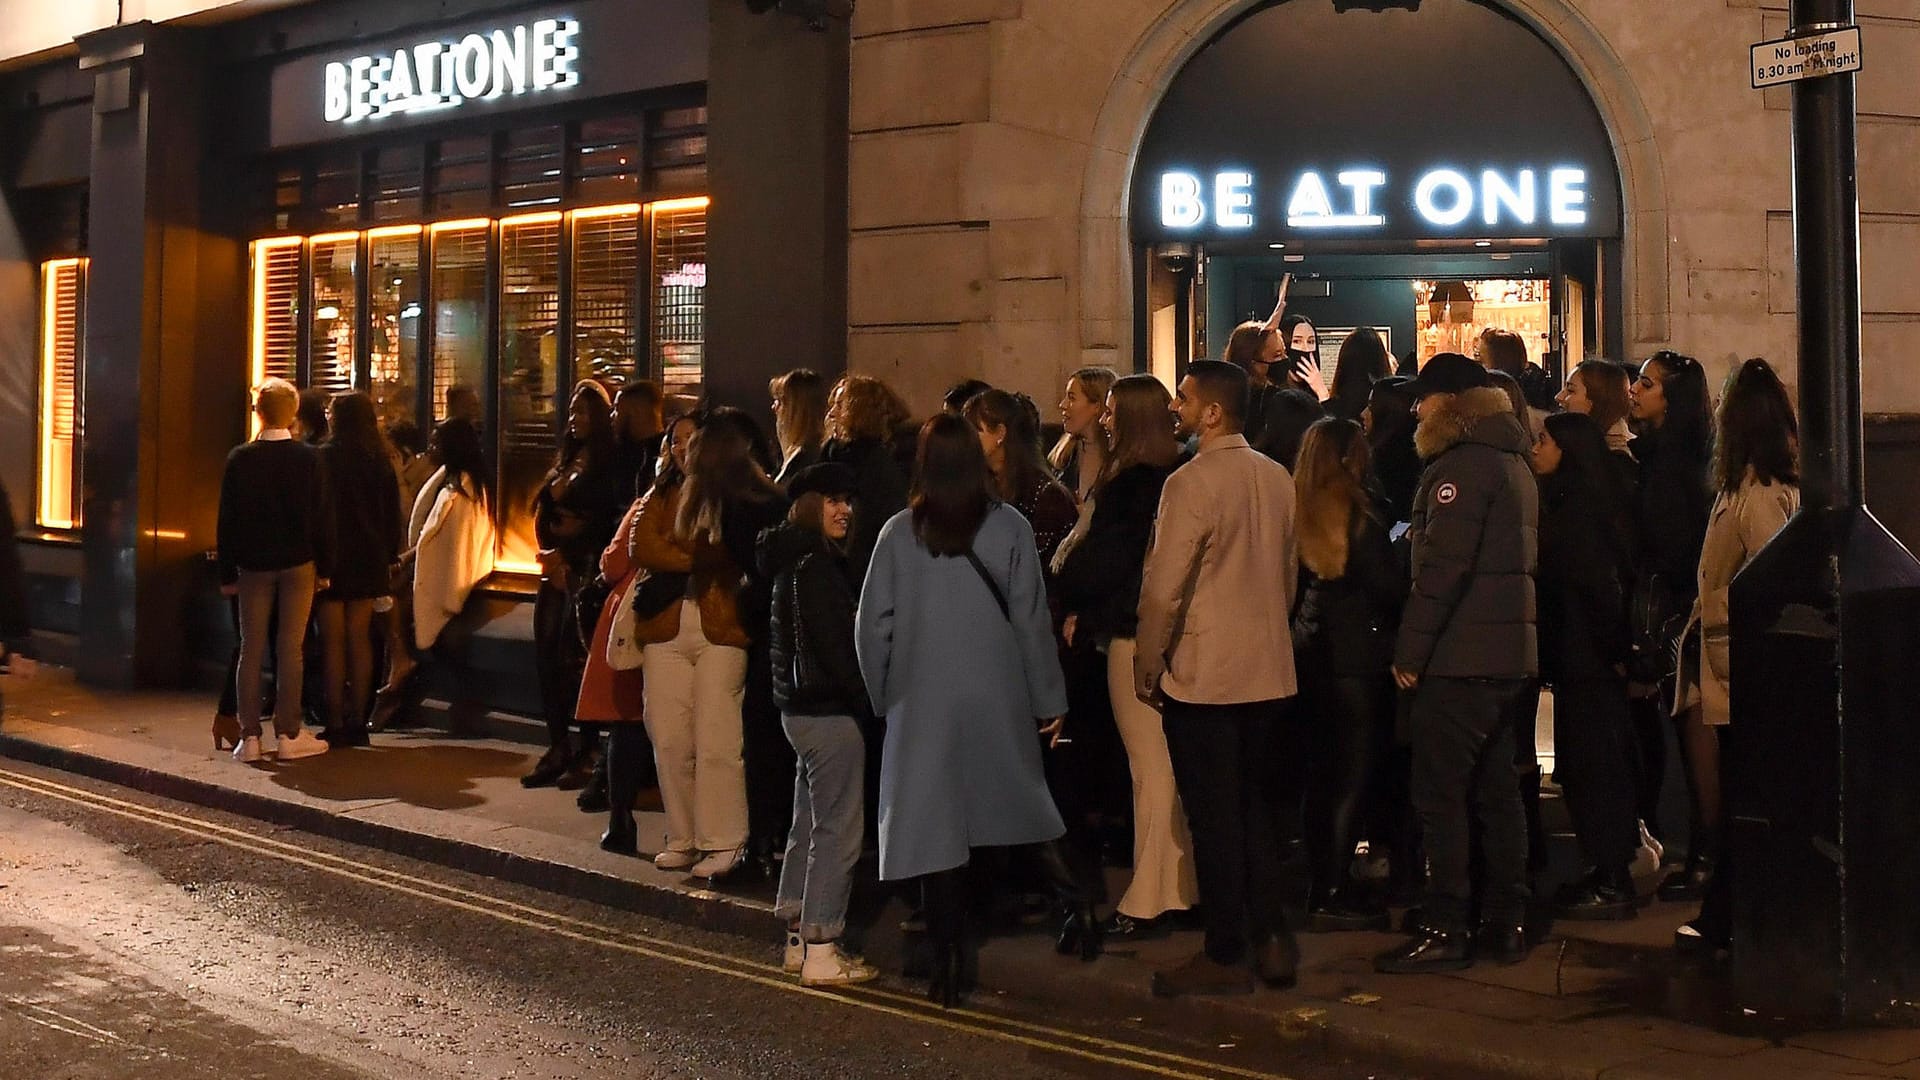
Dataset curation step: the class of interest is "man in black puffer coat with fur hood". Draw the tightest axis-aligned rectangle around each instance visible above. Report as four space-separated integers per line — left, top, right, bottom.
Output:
1374 353 1539 976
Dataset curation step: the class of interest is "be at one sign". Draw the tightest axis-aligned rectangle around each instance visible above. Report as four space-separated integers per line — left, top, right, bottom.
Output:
1751 26 1863 89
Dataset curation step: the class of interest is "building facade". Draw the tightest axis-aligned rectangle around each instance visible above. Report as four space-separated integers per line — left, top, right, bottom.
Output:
0 0 847 689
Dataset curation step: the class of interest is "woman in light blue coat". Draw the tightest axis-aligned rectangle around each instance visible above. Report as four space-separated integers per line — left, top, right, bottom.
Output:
857 413 1093 1006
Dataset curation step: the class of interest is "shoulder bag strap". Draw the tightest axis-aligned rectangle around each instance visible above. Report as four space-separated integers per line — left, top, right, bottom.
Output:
962 549 1011 621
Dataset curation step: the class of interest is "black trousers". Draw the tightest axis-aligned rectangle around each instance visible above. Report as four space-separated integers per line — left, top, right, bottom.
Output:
1303 669 1396 906
743 639 795 854
606 722 658 813
1163 695 1297 965
1552 676 1640 873
1507 680 1548 876
1694 722 1743 941
533 578 593 750
1410 677 1530 933
1628 692 1669 842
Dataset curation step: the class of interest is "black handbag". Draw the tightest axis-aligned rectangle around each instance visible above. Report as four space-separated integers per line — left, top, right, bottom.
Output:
631 570 691 620
574 576 612 649
1626 571 1689 685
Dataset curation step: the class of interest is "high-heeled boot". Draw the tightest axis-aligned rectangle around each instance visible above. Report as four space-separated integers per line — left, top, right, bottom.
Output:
921 868 971 1008
1032 840 1102 961
600 726 641 856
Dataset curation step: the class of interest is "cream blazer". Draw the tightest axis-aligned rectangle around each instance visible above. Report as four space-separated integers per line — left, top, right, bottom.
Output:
1135 435 1300 706
412 472 497 650
1673 470 1798 726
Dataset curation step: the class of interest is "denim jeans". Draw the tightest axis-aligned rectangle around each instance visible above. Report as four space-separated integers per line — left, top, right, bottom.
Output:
236 563 317 739
774 713 866 942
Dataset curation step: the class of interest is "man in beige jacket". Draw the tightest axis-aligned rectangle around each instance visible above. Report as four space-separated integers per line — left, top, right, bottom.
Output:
1135 359 1301 998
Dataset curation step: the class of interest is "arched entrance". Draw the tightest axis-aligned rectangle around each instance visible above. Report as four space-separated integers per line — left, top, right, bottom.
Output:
1079 0 1668 376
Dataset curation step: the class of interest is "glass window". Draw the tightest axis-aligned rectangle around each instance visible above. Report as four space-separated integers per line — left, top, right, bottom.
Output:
503 124 564 209
572 116 641 204
309 233 359 395
371 146 424 222
430 221 490 424
647 107 709 193
250 238 303 434
312 152 362 227
571 206 639 385
37 258 86 530
432 134 493 215
367 227 423 435
497 214 563 573
650 200 707 397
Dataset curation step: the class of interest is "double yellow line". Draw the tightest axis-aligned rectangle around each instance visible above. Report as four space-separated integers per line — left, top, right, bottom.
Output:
0 765 1296 1080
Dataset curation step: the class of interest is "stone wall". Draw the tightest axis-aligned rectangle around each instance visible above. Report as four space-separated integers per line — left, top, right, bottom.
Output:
846 0 1920 420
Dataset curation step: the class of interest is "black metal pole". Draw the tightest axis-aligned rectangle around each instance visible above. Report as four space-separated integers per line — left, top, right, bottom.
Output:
1790 0 1864 509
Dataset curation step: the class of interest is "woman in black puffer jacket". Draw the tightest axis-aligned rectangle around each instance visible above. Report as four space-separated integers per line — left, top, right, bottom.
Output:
1291 419 1406 931
757 462 876 988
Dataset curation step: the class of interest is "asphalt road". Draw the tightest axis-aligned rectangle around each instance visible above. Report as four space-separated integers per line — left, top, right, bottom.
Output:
0 759 1406 1080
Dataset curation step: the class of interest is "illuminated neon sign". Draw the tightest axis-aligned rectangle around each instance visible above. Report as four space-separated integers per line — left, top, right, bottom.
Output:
323 18 580 124
1157 167 1591 232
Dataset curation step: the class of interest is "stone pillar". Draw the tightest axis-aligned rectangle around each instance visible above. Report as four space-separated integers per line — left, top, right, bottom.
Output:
703 0 849 426
76 23 246 688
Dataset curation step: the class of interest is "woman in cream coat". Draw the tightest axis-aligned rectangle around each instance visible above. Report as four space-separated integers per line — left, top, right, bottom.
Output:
411 419 498 653
1672 359 1799 953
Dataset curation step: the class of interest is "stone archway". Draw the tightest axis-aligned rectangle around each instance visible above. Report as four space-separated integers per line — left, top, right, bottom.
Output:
1078 0 1670 363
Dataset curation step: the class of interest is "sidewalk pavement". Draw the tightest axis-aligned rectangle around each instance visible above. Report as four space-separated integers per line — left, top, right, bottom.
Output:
4 669 1917 1080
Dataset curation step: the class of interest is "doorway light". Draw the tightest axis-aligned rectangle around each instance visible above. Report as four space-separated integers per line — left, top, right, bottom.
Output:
1474 240 1494 248
1268 242 1286 250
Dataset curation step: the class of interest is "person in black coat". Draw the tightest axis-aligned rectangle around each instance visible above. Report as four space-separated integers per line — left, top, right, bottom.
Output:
0 478 34 704
314 392 404 747
821 375 915 583
1533 412 1641 920
1363 377 1422 526
1626 351 1716 902
758 463 878 986
1290 419 1406 930
524 381 628 791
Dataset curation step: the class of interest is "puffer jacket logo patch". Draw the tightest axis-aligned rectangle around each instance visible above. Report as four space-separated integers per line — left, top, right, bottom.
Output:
1436 482 1459 505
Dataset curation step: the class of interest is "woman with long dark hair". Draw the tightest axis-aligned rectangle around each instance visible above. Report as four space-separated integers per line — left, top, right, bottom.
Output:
1253 388 1325 471
1291 419 1405 930
1362 376 1421 525
770 368 829 488
523 381 626 791
588 414 696 855
1054 375 1196 940
1627 350 1717 901
1532 412 1641 920
856 414 1092 1007
1051 367 1117 503
631 408 787 881
1328 327 1391 423
964 390 1078 568
1279 313 1329 402
1673 359 1799 952
314 391 403 747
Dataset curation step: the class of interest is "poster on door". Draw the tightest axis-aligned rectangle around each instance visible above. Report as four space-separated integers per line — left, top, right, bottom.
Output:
1316 326 1393 388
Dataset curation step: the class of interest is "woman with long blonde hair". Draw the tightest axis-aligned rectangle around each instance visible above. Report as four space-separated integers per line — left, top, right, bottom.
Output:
769 368 829 488
1050 367 1117 502
1053 375 1197 939
1291 418 1405 930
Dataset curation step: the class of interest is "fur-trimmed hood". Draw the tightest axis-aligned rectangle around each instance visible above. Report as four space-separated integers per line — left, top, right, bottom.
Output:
1414 386 1531 461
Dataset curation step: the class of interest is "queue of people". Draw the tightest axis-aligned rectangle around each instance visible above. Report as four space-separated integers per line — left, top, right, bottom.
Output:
208 307 1801 1003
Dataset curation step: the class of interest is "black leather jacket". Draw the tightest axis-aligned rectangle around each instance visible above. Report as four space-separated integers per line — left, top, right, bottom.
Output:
759 523 868 718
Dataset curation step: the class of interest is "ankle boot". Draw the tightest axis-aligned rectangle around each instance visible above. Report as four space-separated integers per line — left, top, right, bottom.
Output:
1032 840 1102 961
600 810 637 856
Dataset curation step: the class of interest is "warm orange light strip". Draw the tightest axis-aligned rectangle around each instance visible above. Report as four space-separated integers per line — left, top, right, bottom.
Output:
250 238 301 437
494 559 543 576
570 203 642 221
37 258 84 530
309 230 359 245
367 224 424 239
645 196 711 214
429 218 492 233
499 211 563 226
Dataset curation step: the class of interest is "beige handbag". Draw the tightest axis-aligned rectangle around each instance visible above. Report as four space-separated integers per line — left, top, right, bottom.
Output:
604 572 647 671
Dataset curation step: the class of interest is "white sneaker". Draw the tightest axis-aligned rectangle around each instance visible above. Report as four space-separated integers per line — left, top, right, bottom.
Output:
800 942 878 988
231 736 263 764
276 730 330 761
690 847 745 880
654 849 699 872
783 930 805 973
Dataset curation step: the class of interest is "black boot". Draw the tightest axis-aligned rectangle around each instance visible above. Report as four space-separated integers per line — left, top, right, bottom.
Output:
557 736 602 792
1555 866 1639 921
1656 851 1715 902
1033 840 1101 961
1374 926 1474 974
520 743 572 789
921 869 971 1008
576 753 610 813
600 726 644 855
600 811 637 856
1475 921 1532 966
1308 888 1391 933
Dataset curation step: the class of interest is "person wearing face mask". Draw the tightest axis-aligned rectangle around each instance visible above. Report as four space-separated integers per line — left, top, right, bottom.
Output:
1051 368 1117 503
1625 351 1716 902
1278 313 1330 404
1223 274 1319 448
759 463 879 987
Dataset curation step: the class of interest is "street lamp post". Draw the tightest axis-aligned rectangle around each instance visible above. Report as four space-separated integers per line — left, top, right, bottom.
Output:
1727 0 1920 1024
